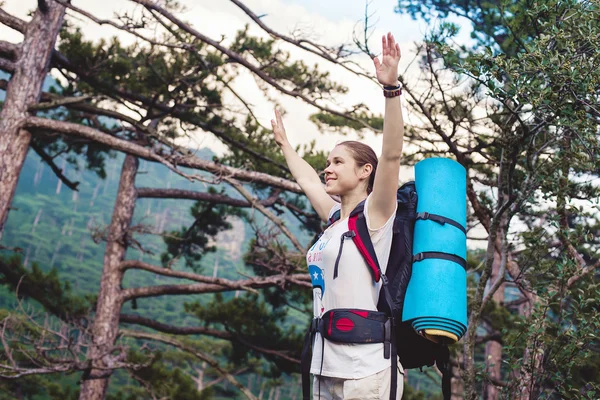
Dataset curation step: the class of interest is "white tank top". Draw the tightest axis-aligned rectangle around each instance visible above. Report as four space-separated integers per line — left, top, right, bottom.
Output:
307 195 396 379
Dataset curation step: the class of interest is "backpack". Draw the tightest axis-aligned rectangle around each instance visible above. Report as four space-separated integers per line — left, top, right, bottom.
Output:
313 181 452 400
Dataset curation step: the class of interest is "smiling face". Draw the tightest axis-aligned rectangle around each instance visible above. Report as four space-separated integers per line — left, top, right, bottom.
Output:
324 145 372 196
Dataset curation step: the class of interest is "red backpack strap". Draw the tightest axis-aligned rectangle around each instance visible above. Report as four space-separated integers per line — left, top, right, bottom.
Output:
348 212 382 282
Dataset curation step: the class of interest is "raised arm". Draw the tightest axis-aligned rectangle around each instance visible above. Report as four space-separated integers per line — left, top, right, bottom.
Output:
368 33 404 229
271 110 336 222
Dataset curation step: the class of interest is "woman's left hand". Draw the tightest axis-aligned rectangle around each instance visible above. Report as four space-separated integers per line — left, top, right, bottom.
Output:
373 32 401 86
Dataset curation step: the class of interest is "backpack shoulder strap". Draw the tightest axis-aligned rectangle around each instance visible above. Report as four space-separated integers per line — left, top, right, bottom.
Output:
347 201 382 282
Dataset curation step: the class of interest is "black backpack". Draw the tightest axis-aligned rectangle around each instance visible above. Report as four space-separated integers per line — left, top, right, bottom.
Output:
326 181 452 399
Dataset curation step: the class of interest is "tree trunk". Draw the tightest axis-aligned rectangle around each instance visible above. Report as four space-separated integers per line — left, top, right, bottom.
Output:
79 155 138 399
0 0 65 241
484 251 504 400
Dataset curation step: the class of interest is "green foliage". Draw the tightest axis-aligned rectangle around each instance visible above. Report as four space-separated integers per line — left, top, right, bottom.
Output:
0 374 80 400
310 109 384 135
396 0 547 56
0 148 313 397
112 351 213 400
186 293 304 376
161 190 245 270
397 0 600 396
0 255 91 319
230 25 347 97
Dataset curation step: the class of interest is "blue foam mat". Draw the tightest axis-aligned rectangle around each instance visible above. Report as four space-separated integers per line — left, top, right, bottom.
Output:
402 158 468 338
415 158 466 227
402 260 467 324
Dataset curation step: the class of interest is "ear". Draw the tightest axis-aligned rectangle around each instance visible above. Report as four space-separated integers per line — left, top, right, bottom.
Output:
359 163 373 181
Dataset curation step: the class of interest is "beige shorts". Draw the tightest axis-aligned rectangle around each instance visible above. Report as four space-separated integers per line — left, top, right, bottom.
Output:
313 366 404 400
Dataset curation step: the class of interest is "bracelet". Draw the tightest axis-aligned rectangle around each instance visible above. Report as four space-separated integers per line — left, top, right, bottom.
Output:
383 83 402 98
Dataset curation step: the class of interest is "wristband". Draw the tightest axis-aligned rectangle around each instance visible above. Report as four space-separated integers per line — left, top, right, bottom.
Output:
383 84 402 98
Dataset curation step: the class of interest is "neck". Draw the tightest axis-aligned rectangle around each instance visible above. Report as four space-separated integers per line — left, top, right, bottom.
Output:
339 189 368 220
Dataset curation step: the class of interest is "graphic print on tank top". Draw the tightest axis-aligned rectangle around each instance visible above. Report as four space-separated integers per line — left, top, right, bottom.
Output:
307 233 331 317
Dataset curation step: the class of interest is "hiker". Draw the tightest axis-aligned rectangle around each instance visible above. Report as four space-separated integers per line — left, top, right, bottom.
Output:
271 32 404 400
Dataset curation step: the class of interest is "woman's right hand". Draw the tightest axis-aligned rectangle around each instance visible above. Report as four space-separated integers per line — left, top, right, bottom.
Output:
271 109 289 148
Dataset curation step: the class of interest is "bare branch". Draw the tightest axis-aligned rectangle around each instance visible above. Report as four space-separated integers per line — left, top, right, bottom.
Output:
29 94 94 111
120 313 231 338
0 40 19 61
0 8 26 33
49 52 293 170
0 311 148 380
30 141 80 191
120 271 307 301
121 259 303 286
53 0 190 52
0 57 14 73
136 187 278 208
24 116 303 193
130 0 380 132
229 0 373 81
225 177 305 253
119 313 301 364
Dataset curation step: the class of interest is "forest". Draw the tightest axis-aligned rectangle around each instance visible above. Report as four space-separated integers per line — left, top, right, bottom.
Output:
0 0 598 399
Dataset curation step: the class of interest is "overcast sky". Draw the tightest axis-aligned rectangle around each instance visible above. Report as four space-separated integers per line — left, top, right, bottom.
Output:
1 0 470 176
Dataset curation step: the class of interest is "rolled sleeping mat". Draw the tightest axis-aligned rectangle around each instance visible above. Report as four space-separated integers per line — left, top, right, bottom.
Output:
412 318 467 336
402 157 468 344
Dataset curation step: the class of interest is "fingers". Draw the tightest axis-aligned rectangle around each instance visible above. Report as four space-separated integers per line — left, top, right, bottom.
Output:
388 32 395 53
275 108 284 127
373 56 381 69
381 32 401 59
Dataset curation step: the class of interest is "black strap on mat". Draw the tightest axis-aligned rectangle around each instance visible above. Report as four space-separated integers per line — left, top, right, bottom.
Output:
413 251 467 270
417 212 466 234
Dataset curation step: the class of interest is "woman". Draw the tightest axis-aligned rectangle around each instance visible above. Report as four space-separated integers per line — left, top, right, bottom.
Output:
271 32 404 400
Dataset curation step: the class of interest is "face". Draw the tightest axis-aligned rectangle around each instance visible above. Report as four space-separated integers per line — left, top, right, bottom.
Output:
324 145 372 196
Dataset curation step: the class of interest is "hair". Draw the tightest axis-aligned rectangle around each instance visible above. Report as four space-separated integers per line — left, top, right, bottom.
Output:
338 141 378 194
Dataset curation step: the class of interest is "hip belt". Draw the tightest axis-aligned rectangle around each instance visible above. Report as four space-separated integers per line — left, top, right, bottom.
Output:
319 309 392 351
301 308 395 400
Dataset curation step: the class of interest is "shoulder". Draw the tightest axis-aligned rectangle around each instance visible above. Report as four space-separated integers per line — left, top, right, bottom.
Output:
328 202 342 221
363 194 396 235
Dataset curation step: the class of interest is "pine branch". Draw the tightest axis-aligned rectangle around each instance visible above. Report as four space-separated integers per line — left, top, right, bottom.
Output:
136 187 279 208
53 0 190 52
120 330 259 400
225 177 305 253
119 314 301 364
130 0 381 132
121 259 307 287
229 0 373 80
28 94 93 111
30 141 80 191
48 53 292 172
119 313 231 338
24 116 302 193
120 272 307 301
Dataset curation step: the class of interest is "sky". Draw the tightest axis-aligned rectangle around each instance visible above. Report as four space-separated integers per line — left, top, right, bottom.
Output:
1 0 471 169
1 0 490 246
